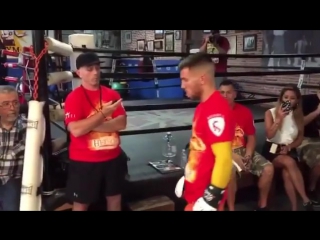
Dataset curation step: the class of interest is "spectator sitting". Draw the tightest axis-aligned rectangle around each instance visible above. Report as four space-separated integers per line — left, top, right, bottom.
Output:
219 80 274 211
298 90 320 206
0 86 27 211
262 85 314 211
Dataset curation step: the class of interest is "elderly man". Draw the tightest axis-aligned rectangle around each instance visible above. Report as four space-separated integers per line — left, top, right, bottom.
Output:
0 86 26 211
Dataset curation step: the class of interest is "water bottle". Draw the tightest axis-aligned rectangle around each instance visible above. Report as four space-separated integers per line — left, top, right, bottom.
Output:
162 132 177 158
180 149 188 169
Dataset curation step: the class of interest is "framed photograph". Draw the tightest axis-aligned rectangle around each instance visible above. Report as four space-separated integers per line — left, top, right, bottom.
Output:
165 32 174 52
243 34 257 52
154 30 164 39
137 39 145 51
124 31 132 43
175 30 181 40
147 40 154 51
154 40 163 50
220 30 227 34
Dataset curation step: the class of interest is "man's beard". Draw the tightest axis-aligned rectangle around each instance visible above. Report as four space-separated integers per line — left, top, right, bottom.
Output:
7 114 18 122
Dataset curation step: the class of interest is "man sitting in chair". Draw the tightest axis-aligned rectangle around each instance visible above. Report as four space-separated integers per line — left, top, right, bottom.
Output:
219 80 274 211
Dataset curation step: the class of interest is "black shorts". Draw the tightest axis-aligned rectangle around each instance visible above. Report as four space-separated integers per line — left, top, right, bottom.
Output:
66 153 127 204
261 141 299 162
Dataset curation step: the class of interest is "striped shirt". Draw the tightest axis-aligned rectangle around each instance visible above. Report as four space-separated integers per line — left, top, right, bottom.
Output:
0 116 27 185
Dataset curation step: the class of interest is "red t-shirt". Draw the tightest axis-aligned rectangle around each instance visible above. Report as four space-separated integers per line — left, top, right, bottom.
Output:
206 36 230 73
183 91 234 203
64 86 126 162
231 103 255 149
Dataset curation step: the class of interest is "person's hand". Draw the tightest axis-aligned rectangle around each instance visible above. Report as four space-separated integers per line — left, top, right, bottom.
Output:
101 99 122 116
277 106 290 119
203 36 210 44
279 145 289 155
192 197 216 211
243 155 252 170
233 153 246 171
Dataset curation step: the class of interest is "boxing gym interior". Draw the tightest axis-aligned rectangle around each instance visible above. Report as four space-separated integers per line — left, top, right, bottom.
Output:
1 30 320 211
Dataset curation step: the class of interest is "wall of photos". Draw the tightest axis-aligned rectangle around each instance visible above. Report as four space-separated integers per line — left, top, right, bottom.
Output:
201 30 319 105
57 30 318 101
120 30 182 55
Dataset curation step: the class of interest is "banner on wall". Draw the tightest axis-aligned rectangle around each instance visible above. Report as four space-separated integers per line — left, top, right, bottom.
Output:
261 30 320 68
0 30 32 56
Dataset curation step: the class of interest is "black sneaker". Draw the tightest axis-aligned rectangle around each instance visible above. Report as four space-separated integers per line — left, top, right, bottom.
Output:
254 207 269 211
303 201 314 211
308 191 320 207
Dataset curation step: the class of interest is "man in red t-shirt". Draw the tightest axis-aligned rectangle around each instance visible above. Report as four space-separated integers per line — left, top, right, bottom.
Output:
219 80 274 211
64 52 127 211
175 52 234 211
200 30 230 87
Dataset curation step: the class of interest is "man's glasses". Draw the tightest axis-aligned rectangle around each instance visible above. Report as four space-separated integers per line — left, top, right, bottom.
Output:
0 101 20 109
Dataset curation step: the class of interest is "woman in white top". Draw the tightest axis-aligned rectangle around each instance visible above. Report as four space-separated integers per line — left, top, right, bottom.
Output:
262 85 313 211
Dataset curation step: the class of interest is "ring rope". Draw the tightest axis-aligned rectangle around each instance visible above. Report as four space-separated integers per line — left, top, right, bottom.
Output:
74 47 320 59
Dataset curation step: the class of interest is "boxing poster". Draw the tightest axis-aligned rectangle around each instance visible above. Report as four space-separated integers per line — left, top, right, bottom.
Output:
0 30 30 56
0 30 56 57
261 30 320 68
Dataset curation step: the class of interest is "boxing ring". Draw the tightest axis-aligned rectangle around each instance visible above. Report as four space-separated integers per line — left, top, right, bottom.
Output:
2 30 320 211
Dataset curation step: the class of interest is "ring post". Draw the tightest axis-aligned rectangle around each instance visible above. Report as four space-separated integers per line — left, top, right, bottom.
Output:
32 30 54 195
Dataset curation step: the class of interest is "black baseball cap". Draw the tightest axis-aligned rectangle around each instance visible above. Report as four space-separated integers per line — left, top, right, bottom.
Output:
76 52 104 69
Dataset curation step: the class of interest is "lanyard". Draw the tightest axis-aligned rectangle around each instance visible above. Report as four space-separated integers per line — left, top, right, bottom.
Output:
81 85 102 113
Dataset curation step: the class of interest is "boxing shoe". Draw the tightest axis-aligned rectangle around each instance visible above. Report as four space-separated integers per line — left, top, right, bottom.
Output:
192 197 217 211
175 176 185 198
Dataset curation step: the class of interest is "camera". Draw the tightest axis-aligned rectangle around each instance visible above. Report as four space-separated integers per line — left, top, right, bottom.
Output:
208 30 220 43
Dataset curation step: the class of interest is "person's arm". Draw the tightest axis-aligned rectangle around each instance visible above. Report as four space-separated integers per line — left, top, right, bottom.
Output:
93 91 127 132
288 121 304 149
93 116 126 132
244 110 256 157
265 110 282 139
215 37 230 54
199 37 208 52
197 109 234 210
65 92 105 137
304 106 320 126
